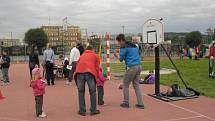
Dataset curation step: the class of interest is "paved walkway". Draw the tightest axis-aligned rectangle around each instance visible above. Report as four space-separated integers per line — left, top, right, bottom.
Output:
0 64 215 121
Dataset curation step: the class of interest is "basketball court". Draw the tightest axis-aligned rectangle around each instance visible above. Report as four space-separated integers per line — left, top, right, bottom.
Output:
0 19 214 121
0 63 215 121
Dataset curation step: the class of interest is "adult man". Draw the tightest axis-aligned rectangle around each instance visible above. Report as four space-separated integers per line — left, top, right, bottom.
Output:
67 42 80 85
43 44 55 86
75 46 100 116
116 34 144 109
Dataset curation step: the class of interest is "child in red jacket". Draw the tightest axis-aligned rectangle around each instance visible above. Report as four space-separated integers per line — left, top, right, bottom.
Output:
31 67 46 118
97 67 107 105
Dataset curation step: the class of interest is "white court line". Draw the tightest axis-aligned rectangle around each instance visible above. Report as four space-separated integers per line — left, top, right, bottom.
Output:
0 117 30 121
161 115 203 121
164 102 215 121
108 81 215 121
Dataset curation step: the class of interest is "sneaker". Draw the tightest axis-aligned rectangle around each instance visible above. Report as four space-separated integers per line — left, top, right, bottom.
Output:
120 103 129 108
66 81 71 85
98 101 104 105
90 110 100 116
42 112 46 116
135 104 145 109
38 113 47 118
78 111 86 116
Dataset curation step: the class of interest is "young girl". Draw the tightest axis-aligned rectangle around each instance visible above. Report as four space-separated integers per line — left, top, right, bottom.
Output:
31 67 46 118
97 67 107 105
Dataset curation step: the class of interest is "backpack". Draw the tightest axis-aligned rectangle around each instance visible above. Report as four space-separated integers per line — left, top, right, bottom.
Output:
166 84 196 97
169 84 185 97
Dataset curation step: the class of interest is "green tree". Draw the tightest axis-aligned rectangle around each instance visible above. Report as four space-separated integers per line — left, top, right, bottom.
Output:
185 31 202 48
24 28 48 54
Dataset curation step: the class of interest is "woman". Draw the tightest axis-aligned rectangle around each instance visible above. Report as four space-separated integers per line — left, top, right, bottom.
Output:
29 45 40 80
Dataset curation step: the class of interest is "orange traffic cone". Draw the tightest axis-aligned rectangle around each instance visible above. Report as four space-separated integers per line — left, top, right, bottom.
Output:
0 89 5 100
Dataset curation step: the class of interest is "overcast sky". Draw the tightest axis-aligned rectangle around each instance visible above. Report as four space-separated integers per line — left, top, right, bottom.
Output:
0 0 215 37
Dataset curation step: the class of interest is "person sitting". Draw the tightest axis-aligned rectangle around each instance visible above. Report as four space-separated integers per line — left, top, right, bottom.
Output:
63 57 70 78
140 70 155 84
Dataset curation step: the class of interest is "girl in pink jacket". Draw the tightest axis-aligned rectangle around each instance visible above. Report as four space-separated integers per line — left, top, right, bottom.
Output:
97 67 107 105
31 67 46 118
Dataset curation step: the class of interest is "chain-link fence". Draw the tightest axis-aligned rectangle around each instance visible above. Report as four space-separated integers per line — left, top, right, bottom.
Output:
0 32 182 62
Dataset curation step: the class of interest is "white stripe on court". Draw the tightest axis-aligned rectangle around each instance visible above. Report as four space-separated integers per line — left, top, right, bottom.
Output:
161 115 203 121
165 102 215 121
108 81 215 121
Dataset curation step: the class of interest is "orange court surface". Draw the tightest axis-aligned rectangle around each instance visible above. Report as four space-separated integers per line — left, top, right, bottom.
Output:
0 63 215 121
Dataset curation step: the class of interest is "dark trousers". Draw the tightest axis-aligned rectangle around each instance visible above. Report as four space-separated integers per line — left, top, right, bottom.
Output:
97 86 104 105
2 68 9 83
46 62 55 85
35 95 43 117
29 67 34 80
63 68 70 78
68 61 77 82
76 73 97 113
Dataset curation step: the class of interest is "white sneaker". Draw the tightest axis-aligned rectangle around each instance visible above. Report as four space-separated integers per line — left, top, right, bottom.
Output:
38 112 47 118
66 81 71 85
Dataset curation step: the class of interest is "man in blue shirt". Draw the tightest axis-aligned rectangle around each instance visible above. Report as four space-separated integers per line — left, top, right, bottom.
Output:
116 34 144 109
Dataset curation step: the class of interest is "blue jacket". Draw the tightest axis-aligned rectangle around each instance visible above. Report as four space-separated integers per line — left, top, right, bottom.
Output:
119 41 141 67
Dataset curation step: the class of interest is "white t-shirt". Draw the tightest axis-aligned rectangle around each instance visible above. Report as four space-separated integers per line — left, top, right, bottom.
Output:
69 47 80 65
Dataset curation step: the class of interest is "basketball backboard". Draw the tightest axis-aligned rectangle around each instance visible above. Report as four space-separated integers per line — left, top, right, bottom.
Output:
143 19 164 45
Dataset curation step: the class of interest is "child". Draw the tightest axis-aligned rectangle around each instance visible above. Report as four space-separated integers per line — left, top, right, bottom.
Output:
63 56 70 78
140 70 155 84
97 67 107 105
30 67 46 118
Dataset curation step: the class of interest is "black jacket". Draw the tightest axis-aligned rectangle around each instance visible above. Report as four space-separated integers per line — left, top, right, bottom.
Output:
2 55 10 68
77 45 85 55
29 52 40 68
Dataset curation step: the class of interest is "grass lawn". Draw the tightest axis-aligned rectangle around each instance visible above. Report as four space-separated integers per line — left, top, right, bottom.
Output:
107 59 215 98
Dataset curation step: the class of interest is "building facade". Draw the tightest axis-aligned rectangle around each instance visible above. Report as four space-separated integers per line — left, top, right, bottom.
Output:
0 39 21 47
41 25 81 47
